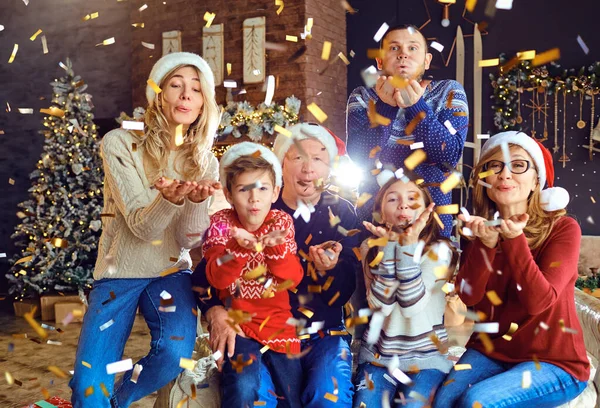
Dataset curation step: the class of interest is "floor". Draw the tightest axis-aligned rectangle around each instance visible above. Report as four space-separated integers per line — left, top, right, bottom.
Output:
0 311 158 408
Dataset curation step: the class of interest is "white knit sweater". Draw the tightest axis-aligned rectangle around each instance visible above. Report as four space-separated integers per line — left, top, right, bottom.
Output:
93 129 218 280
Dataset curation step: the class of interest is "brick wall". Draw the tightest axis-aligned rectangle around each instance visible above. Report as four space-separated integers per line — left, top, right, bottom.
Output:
129 0 347 138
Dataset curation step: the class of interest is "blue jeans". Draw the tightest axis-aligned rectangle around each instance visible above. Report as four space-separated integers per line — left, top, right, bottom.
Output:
353 362 446 408
432 349 588 408
222 335 303 408
300 332 354 407
69 271 197 408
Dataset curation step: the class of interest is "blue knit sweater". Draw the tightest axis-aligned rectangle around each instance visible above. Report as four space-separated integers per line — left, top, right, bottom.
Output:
346 80 469 236
193 192 362 333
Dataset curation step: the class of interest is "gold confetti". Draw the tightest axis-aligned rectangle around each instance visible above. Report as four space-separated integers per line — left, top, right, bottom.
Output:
431 212 444 230
298 307 314 318
174 124 184 146
30 29 43 41
96 37 115 47
465 0 477 12
368 251 384 267
41 35 48 54
338 52 350 65
328 291 340 306
307 102 328 123
369 146 381 158
472 403 483 408
549 261 562 268
367 49 385 59
321 41 332 60
532 48 560 67
260 344 270 354
82 361 92 368
132 23 145 28
138 3 148 11
368 100 391 127
5 372 14 385
440 172 461 194
478 58 500 67
286 35 298 42
352 247 362 261
404 149 427 170
502 322 519 341
254 402 267 407
84 386 94 397
390 76 409 89
147 79 162 95
478 169 495 179
517 50 536 60
51 237 67 248
454 364 472 371
591 196 596 204
405 111 426 135
453 111 468 116
443 379 456 386
259 316 270 332
47 366 68 378
436 204 459 214
322 276 334 291
243 264 267 280
82 12 99 22
532 354 541 370
478 333 494 353
176 397 189 408
275 0 284 15
305 234 313 245
324 393 338 402
40 107 65 117
367 236 388 248
15 255 32 265
41 388 50 399
308 285 322 293
486 290 502 306
345 315 369 328
160 266 180 277
356 193 373 208
8 44 18 63
341 0 357 13
203 11 216 27
226 62 232 75
274 124 291 138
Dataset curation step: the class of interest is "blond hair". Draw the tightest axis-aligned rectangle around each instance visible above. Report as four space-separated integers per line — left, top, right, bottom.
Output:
138 64 220 182
471 144 566 249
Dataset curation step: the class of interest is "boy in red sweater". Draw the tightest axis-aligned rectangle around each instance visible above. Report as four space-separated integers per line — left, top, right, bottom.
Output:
200 142 304 408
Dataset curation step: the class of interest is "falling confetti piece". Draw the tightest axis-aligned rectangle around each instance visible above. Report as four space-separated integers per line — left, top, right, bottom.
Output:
486 290 502 306
338 52 350 65
8 44 18 63
321 41 332 60
466 0 477 12
454 364 472 371
47 366 69 378
436 204 459 214
82 361 92 368
203 11 216 27
430 41 444 52
502 322 519 341
40 107 65 117
324 393 338 402
307 103 328 123
30 29 43 41
405 111 426 136
131 364 143 383
174 124 184 146
577 35 589 55
478 58 500 67
516 50 536 60
142 42 155 49
275 0 284 14
286 35 298 42
132 22 145 28
96 37 116 47
147 78 162 94
440 172 461 194
373 22 389 42
139 4 148 11
106 359 133 374
532 48 560 67
99 319 114 331
404 149 426 171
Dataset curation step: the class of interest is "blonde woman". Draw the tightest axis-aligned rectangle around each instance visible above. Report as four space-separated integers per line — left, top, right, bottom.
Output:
433 131 588 408
69 52 221 408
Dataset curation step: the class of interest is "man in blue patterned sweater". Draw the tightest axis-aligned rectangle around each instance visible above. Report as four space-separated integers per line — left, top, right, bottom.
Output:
346 24 469 236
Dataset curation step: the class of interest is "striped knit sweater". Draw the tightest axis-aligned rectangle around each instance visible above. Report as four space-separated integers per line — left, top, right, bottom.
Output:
203 209 304 354
94 129 218 280
358 240 454 373
346 80 469 235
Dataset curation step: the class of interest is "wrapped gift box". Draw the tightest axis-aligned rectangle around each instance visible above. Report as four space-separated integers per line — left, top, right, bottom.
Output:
13 299 41 317
54 302 87 324
23 396 72 408
41 294 83 321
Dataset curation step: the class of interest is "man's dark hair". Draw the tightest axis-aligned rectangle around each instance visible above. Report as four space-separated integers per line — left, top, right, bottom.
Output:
379 24 429 54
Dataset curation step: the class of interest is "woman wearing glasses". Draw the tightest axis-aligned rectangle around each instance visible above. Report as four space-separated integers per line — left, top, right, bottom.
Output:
433 131 589 407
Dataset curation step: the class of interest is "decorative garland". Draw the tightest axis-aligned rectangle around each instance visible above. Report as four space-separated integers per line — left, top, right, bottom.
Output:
490 55 600 131
217 96 300 141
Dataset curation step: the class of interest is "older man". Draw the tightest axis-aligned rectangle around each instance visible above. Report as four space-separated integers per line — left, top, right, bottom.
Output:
346 24 469 236
193 122 361 407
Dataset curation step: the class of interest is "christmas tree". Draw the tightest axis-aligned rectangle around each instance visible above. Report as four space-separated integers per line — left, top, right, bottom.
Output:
6 58 104 300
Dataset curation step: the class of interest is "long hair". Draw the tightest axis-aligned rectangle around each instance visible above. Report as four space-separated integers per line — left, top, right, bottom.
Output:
470 144 566 250
365 177 459 272
138 64 220 183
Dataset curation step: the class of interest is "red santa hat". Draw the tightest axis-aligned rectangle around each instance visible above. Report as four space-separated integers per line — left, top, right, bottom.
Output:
479 131 570 211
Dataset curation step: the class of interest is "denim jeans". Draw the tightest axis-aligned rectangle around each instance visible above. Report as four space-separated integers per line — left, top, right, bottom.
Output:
221 335 303 408
300 332 354 407
353 362 446 408
69 271 197 408
432 349 588 408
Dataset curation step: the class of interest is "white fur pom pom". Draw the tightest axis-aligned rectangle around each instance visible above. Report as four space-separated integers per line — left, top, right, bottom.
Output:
540 187 570 211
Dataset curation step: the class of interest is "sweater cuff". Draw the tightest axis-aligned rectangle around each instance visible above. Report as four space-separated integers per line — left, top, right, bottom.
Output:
395 242 419 268
183 196 210 221
404 98 431 121
145 192 181 223
499 232 528 261
263 242 289 259
375 99 399 120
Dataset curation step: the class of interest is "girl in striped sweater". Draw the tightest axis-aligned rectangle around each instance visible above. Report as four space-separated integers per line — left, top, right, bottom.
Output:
353 171 458 408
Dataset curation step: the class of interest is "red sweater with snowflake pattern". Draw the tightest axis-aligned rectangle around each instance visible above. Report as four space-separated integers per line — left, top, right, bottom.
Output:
203 209 304 354
457 216 589 381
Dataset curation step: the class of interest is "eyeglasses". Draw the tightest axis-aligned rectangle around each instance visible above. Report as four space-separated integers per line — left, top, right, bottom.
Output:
482 160 533 175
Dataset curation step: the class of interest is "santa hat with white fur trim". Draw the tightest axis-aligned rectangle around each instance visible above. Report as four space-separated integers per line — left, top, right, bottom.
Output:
146 52 215 106
479 131 570 211
273 122 340 164
219 142 282 188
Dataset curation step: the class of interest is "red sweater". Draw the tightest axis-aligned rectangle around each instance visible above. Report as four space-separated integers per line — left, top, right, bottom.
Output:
203 209 304 354
457 216 589 381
